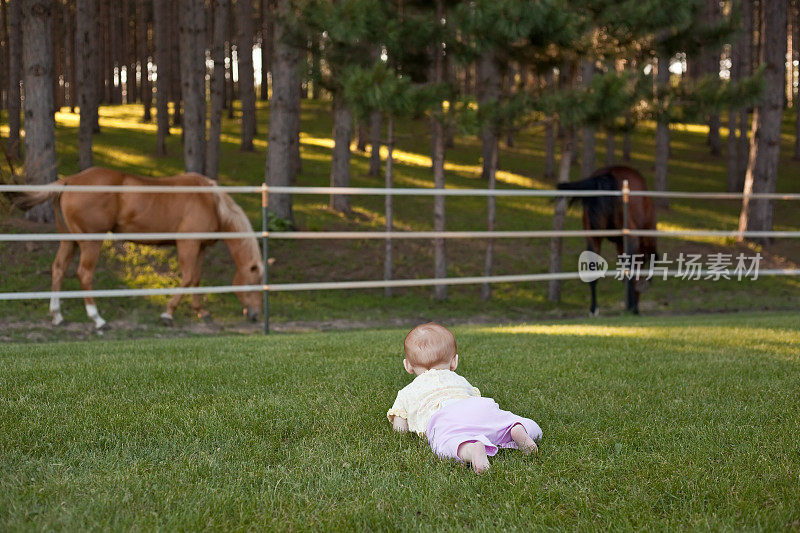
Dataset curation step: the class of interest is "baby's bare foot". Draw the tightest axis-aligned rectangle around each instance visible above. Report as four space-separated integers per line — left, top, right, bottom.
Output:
510 424 538 455
457 442 490 474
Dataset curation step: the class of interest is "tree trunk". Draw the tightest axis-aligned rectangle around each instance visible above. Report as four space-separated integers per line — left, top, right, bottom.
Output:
478 51 500 182
547 128 574 302
704 0 722 155
76 0 98 170
119 0 129 104
7 0 20 159
66 0 77 112
265 0 297 222
100 0 110 104
726 32 740 192
110 0 122 104
368 109 382 177
225 10 234 117
329 94 352 213
481 127 498 301
206 0 228 180
580 62 595 178
654 54 670 208
154 0 170 155
260 0 272 100
383 115 394 297
237 0 256 150
543 72 555 179
170 0 182 126
137 0 152 120
504 64 516 147
290 76 301 177
622 117 632 161
0 0 8 111
794 0 800 159
356 120 368 151
605 129 615 165
543 118 556 179
737 0 753 189
51 2 61 111
726 109 739 191
431 0 447 301
21 0 56 222
178 0 206 174
738 0 786 243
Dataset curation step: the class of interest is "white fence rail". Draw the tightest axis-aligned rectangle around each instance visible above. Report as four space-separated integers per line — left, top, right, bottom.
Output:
2 183 798 331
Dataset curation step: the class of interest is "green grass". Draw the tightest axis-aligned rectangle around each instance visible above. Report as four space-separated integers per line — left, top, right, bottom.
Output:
1 311 799 530
0 101 798 339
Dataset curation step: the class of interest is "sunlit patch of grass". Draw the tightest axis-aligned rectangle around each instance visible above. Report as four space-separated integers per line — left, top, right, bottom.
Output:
480 323 658 338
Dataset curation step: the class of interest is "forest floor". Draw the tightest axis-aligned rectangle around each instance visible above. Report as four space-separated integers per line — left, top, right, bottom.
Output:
0 101 798 341
1 312 798 529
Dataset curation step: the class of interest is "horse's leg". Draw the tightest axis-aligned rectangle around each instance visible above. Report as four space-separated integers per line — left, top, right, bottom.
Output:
161 240 200 326
587 237 602 316
615 237 641 313
50 240 77 326
76 241 108 330
190 247 211 321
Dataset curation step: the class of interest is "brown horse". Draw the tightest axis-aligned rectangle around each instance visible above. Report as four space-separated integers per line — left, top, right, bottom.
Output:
9 166 263 329
557 165 657 315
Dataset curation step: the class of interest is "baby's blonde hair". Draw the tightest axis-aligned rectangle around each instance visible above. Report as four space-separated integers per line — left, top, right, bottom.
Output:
404 322 457 368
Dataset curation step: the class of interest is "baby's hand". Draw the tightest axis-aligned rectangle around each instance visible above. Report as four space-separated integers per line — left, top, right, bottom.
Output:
391 416 409 433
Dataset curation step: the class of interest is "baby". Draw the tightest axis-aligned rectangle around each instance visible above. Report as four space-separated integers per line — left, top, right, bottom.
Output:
387 322 542 473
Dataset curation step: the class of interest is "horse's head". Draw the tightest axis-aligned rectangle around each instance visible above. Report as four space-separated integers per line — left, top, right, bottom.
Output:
216 192 266 322
233 257 263 322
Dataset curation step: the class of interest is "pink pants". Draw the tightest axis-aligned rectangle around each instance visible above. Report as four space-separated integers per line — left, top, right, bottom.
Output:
426 397 542 460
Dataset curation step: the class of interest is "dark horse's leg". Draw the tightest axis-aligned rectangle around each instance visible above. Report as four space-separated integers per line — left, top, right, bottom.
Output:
587 236 602 316
616 236 640 314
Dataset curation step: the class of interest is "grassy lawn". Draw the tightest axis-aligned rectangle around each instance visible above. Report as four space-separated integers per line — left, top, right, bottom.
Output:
0 101 798 339
1 311 799 529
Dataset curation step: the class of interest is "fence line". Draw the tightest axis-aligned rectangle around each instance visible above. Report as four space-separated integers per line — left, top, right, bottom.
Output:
2 269 798 301
2 183 800 200
2 182 798 332
4 229 800 243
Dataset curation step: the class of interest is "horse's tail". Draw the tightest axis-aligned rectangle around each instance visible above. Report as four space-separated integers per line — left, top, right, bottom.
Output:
3 179 65 211
556 172 618 208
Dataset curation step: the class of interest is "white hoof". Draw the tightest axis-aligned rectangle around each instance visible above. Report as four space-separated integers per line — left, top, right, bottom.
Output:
51 313 64 326
590 308 600 317
160 312 174 327
94 316 108 330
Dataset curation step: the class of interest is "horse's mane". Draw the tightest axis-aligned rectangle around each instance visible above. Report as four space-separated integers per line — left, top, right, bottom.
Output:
214 188 260 262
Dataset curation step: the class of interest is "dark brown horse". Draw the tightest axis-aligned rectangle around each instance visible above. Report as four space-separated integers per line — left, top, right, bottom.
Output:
8 166 263 329
558 165 657 315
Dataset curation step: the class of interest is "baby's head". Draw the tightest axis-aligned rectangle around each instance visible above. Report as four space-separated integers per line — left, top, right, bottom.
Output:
403 322 458 375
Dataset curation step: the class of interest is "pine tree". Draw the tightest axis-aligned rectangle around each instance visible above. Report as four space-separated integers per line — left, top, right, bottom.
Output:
236 0 256 151
738 0 787 243
178 0 206 173
206 0 229 179
154 0 170 156
76 0 99 170
21 0 57 222
265 0 299 223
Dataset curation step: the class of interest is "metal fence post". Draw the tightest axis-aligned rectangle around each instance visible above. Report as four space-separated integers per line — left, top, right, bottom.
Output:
261 183 270 334
621 179 632 311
